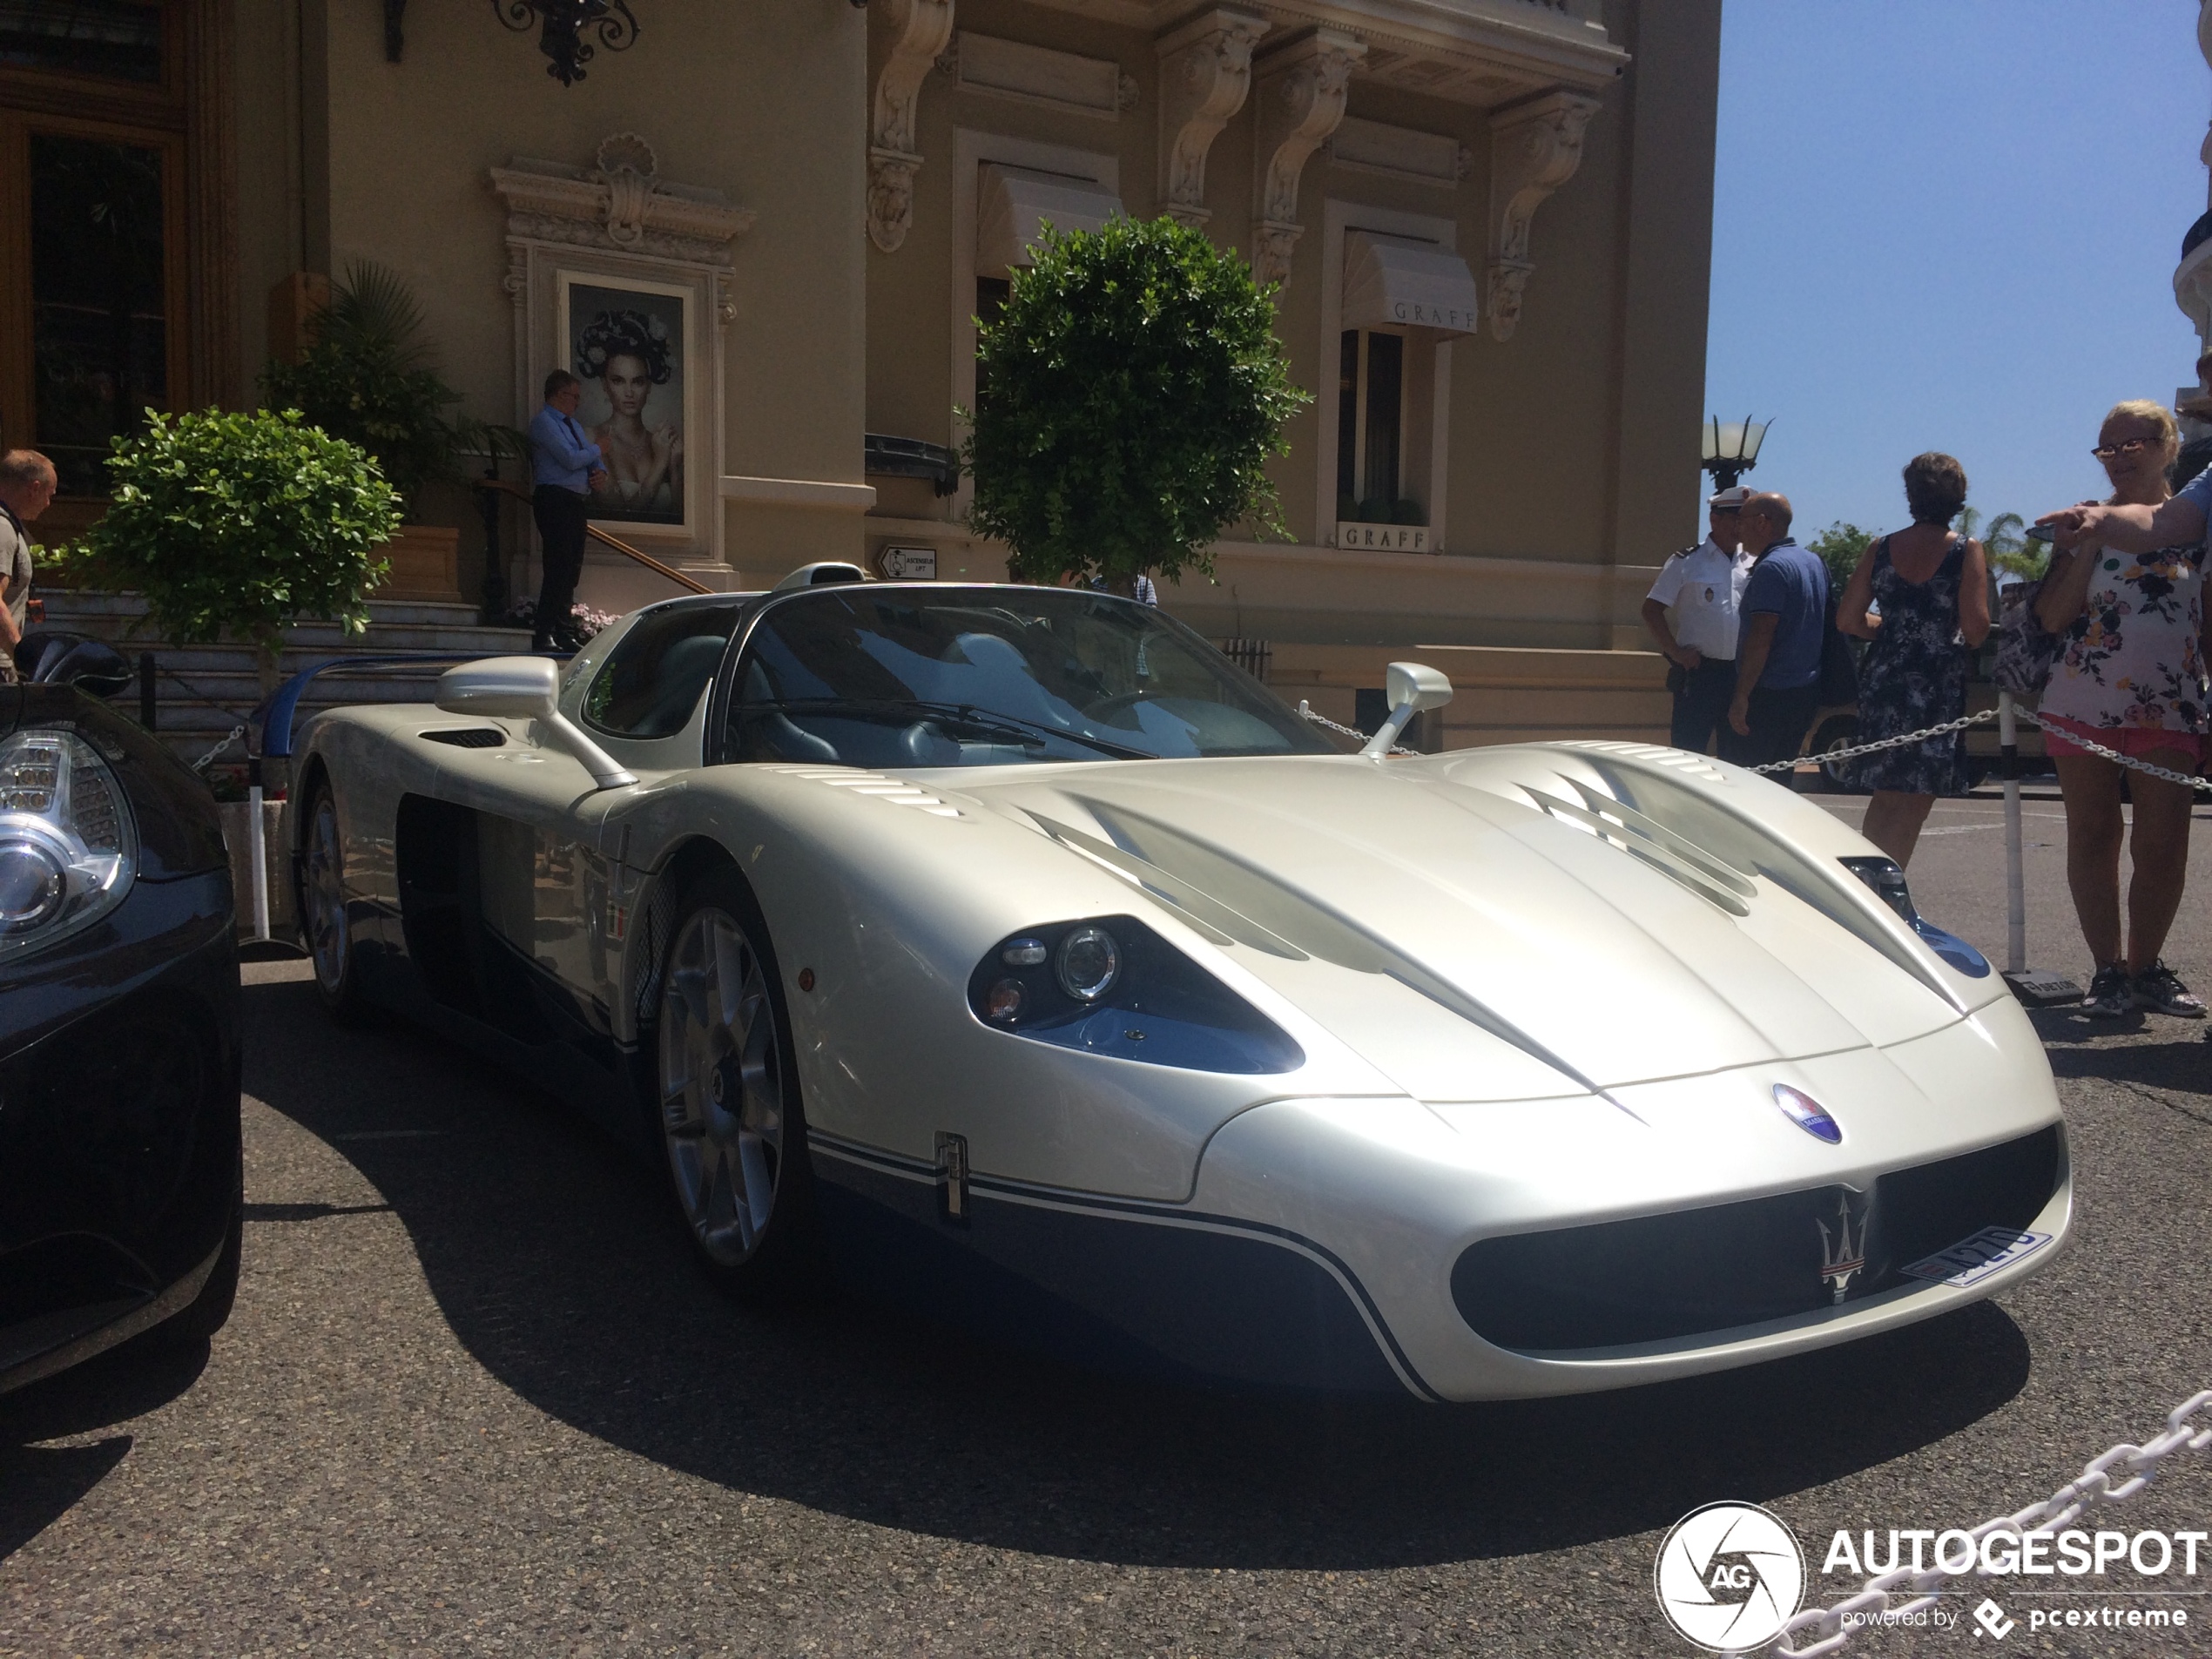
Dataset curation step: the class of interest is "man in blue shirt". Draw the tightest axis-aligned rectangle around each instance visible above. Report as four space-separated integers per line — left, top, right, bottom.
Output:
1723 492 1828 771
527 369 608 651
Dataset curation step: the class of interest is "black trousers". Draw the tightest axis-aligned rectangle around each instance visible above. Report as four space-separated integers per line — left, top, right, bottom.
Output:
1669 656 1737 754
1719 682 1822 773
531 485 589 644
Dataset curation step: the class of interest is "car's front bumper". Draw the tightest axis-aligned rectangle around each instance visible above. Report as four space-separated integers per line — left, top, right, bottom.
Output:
0 870 242 1393
1194 1009 2070 1402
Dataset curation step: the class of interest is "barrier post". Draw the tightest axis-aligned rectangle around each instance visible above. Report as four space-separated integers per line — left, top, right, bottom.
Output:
246 754 271 943
1996 692 2082 1006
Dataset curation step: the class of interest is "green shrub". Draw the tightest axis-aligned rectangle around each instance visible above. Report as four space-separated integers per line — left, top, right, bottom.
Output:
963 216 1309 591
55 408 400 669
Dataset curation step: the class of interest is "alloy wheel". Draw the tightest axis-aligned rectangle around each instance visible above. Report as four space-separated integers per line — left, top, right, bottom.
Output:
657 907 786 1266
306 792 349 995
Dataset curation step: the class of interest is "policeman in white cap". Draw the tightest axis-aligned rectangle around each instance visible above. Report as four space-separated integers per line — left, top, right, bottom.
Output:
1642 485 1756 754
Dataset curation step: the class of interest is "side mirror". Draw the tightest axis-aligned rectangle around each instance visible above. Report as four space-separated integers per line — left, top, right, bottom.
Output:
1360 660 1453 758
436 657 636 789
16 631 132 698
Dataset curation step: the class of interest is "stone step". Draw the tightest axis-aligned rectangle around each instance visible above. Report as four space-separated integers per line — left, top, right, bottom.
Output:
43 590 498 631
38 594 531 656
36 590 530 772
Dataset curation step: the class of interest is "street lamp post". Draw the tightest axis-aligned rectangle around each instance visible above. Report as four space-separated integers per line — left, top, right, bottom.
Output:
1701 415 1770 493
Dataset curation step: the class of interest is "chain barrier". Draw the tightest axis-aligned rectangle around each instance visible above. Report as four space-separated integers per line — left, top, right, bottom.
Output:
1747 711 1997 775
1756 1389 2212 1657
189 725 247 775
1296 701 1417 758
2015 711 2212 791
1744 705 2211 791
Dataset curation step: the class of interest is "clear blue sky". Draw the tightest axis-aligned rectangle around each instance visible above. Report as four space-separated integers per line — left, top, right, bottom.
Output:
1706 1 2210 543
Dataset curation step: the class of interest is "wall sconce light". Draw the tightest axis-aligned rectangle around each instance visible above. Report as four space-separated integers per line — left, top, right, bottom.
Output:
492 0 641 86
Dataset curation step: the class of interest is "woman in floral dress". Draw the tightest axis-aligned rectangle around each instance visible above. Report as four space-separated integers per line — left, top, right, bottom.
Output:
2035 400 2209 1019
1837 452 1990 865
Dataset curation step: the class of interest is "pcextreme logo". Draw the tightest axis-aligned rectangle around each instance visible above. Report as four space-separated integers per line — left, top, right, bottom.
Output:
1655 1502 1806 1651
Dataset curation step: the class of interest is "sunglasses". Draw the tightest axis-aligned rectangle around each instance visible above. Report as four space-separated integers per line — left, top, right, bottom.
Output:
2092 437 2155 461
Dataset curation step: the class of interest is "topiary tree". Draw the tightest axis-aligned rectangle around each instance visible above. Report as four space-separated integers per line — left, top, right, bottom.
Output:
52 408 401 691
962 216 1309 593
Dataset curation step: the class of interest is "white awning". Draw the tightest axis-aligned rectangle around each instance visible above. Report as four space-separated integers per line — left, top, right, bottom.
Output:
1341 231 1480 337
977 165 1124 279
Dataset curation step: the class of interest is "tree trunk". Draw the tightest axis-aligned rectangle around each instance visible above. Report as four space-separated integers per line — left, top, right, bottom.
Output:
256 639 281 699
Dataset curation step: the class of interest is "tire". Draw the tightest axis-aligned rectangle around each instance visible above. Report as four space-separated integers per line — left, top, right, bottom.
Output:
651 867 821 1298
300 780 369 1022
159 1183 242 1349
1810 714 1859 793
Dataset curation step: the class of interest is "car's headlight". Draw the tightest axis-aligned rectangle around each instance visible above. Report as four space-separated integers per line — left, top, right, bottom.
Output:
1839 855 1990 977
967 914 1303 1074
0 730 137 961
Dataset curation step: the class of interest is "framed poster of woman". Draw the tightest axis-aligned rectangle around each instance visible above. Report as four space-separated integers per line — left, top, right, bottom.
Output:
558 274 692 529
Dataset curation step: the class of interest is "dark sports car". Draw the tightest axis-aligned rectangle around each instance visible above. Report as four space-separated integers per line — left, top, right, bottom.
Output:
0 657 243 1393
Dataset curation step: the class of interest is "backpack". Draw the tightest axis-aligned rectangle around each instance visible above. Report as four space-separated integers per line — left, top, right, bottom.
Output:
1992 578 2060 699
1817 590 1859 705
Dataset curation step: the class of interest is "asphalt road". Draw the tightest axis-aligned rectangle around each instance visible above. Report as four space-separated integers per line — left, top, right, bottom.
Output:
5 791 2212 1658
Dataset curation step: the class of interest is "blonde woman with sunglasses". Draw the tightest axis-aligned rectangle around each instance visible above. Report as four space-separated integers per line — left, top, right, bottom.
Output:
2033 400 2210 1018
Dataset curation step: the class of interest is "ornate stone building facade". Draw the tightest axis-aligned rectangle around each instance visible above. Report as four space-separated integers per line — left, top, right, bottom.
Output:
6 0 1717 731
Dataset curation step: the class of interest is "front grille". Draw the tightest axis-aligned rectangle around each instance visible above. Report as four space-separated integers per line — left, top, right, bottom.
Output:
1452 1125 2061 1353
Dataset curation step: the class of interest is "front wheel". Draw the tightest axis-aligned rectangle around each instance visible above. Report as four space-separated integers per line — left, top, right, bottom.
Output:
1810 714 1859 793
652 868 820 1297
301 782 369 1022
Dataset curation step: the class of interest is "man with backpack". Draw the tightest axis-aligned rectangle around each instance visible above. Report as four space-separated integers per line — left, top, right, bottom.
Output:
1722 491 1830 772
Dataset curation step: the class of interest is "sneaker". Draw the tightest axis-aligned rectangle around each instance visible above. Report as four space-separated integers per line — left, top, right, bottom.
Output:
2081 964 2132 1017
2131 960 2206 1017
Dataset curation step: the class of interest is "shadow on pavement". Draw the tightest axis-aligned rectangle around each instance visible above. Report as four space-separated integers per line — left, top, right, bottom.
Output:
237 974 2033 1572
2028 1008 2212 1101
0 1339 210 1561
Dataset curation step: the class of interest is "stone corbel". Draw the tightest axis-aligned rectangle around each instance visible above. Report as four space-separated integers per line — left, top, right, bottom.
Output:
868 0 956 253
1250 30 1363 290
1485 91 1599 341
1156 9 1269 228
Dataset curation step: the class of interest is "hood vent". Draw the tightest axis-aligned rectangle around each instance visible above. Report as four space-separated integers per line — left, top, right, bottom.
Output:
1025 794 1634 1118
1520 779 1757 917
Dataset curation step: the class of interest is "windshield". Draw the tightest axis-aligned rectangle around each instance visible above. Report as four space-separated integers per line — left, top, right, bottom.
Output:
723 585 1332 768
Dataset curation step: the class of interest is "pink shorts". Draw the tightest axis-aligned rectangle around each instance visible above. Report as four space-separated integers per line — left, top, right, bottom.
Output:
2040 717 2207 765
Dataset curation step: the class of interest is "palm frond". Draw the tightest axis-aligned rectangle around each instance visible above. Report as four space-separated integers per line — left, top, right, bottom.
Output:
1981 509 2027 556
318 260 435 369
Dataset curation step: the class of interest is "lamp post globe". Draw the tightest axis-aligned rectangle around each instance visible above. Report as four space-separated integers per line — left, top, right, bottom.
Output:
1701 415 1770 492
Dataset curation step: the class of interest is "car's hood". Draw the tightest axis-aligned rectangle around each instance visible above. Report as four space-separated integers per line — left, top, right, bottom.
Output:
952 748 1977 1101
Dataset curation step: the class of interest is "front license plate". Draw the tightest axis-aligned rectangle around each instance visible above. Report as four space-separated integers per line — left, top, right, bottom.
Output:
1901 1226 2054 1289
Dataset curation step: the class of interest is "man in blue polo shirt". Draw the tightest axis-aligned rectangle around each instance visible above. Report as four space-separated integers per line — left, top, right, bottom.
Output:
1723 491 1827 771
527 370 609 651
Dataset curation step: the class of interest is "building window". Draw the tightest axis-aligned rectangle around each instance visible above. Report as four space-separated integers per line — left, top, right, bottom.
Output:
31 132 170 496
1336 329 1417 526
974 275 1010 415
0 1 163 84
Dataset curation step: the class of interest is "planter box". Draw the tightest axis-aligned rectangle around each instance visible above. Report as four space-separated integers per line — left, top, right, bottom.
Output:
376 523 462 603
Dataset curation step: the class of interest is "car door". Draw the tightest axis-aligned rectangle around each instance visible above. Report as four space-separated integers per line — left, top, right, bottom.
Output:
507 601 743 1025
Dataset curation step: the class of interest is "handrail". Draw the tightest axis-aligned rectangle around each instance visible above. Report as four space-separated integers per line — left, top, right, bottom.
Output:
259 650 569 761
471 475 714 596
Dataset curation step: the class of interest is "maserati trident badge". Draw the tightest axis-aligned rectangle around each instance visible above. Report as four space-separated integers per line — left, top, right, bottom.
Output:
1772 1083 1842 1143
1817 1190 1870 1304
